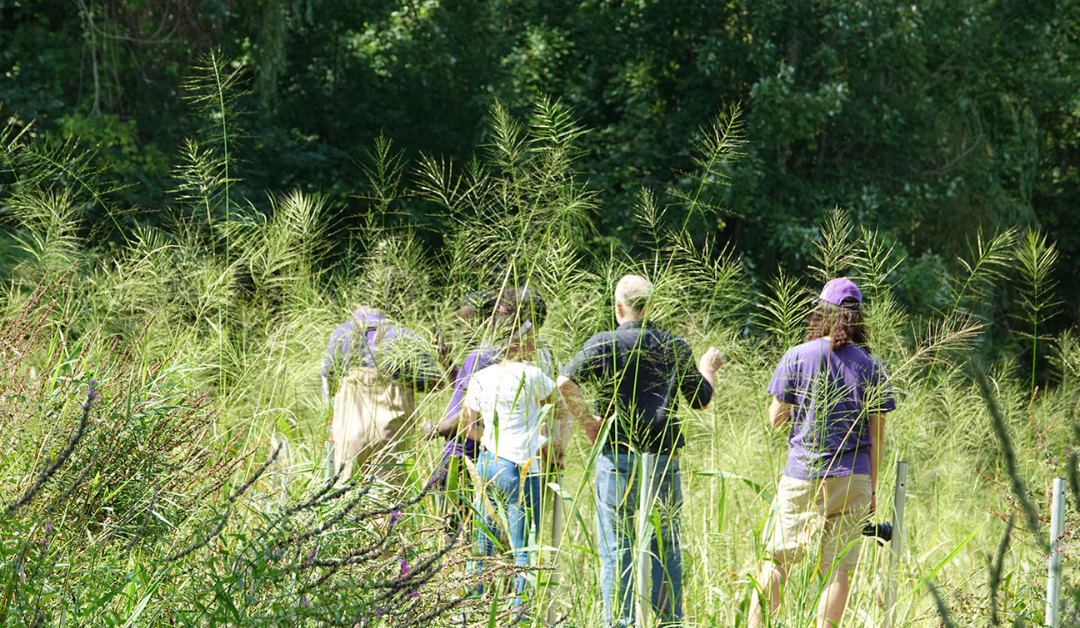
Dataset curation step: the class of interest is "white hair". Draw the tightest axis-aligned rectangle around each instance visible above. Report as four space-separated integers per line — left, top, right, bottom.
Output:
615 275 653 315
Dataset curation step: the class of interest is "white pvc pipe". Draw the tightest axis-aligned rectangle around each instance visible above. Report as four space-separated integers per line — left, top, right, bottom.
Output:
636 453 655 627
1046 477 1065 628
883 461 908 628
546 474 565 625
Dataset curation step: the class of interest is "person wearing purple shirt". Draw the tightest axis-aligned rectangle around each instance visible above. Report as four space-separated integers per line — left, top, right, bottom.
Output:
439 343 502 460
323 306 441 481
749 278 896 628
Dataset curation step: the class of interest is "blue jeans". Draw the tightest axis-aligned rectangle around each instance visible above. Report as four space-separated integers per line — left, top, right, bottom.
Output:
475 450 542 604
596 452 683 627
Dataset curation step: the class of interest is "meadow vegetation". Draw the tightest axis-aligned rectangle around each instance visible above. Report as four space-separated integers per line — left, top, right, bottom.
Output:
1 61 1078 627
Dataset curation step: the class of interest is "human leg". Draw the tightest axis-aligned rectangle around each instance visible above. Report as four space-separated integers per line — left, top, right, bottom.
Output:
649 455 683 625
432 448 470 543
476 452 544 611
816 570 850 628
750 475 816 628
596 453 636 627
475 452 520 562
507 473 542 610
748 552 792 628
814 475 871 628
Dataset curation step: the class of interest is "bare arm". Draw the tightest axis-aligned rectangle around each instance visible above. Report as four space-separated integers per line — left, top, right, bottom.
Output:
767 396 790 428
679 344 724 410
869 413 885 514
540 391 571 469
439 413 464 437
461 406 483 442
556 375 602 445
697 346 725 391
547 392 572 449
422 408 480 440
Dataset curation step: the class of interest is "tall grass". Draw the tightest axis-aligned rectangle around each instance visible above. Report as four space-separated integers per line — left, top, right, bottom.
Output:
1 63 1077 627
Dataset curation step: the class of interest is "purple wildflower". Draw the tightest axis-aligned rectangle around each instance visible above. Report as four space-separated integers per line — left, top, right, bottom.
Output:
401 557 423 599
82 379 99 410
300 596 310 608
304 548 316 566
388 510 403 531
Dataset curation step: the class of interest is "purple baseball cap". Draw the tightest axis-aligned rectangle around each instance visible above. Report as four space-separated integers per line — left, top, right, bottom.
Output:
819 278 862 307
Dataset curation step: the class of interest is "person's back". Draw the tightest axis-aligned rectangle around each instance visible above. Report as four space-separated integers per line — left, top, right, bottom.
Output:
323 306 440 481
439 343 501 456
772 336 890 479
323 307 440 385
429 287 555 472
557 274 724 627
570 321 711 453
467 361 553 469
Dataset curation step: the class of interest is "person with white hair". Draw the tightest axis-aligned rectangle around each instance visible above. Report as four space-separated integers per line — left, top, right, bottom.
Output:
558 274 725 627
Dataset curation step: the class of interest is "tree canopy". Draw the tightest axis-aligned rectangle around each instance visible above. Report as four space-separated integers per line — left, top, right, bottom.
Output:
2 0 1079 328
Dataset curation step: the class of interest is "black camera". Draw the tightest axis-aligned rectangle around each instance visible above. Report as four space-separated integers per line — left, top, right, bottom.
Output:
862 521 893 543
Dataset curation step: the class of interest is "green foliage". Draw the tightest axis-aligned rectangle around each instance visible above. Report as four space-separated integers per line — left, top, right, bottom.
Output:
3 0 1078 335
0 274 498 628
2 45 1080 626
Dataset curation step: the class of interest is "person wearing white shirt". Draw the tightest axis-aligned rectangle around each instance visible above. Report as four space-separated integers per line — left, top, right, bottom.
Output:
460 289 566 614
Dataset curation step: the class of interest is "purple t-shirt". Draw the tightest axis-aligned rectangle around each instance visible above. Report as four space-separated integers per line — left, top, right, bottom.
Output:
441 343 502 460
767 338 896 479
321 307 439 388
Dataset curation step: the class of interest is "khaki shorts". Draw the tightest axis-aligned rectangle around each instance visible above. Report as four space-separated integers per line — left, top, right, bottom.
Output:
765 474 872 577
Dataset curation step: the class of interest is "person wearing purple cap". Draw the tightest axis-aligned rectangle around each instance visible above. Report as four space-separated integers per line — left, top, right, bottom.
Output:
748 277 896 628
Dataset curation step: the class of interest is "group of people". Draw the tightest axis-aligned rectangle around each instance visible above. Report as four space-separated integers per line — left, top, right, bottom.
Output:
321 274 895 628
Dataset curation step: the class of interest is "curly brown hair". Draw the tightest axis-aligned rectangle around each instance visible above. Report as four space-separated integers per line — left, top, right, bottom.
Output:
805 299 871 353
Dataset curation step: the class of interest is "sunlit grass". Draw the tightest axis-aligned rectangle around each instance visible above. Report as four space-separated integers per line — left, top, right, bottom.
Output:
0 68 1076 627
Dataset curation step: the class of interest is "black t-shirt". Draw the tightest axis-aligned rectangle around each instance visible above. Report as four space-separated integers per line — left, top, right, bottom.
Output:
561 320 712 454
